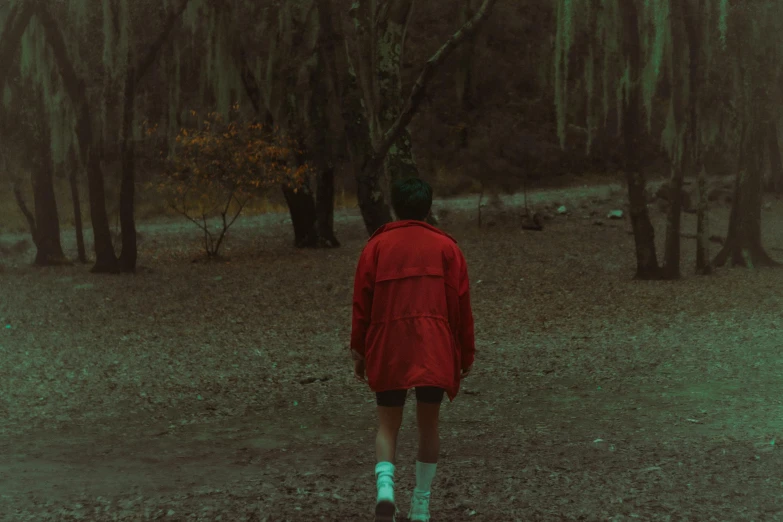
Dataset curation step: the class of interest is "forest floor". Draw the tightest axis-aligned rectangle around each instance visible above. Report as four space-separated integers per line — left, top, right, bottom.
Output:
2 179 783 521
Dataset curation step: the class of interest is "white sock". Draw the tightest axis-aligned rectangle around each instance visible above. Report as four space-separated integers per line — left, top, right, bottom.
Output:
375 461 395 501
414 461 437 494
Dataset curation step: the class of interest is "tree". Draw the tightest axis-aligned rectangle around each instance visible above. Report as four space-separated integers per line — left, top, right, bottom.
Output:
0 0 210 272
349 0 443 226
34 5 120 273
349 1 420 192
28 122 67 265
199 1 340 248
1 9 68 266
557 0 780 277
556 0 664 279
116 0 196 273
348 0 500 235
712 1 780 268
661 0 690 279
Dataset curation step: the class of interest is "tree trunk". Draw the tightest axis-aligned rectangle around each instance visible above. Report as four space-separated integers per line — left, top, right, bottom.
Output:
619 0 660 279
695 160 711 274
662 3 689 280
67 149 87 263
351 0 498 236
234 36 324 248
36 7 118 273
307 0 340 248
373 0 438 226
713 123 779 268
118 70 138 273
684 0 710 275
343 57 395 235
375 0 418 188
282 182 319 248
115 0 193 271
31 135 67 266
765 121 783 194
662 153 685 279
316 166 340 247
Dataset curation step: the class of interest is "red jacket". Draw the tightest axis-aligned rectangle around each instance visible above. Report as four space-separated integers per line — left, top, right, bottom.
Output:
351 220 475 401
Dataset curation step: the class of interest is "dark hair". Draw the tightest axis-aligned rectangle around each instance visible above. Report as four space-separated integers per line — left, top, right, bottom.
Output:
391 177 433 221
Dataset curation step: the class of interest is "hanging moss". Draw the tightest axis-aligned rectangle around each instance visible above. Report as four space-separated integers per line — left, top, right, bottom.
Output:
718 0 728 49
103 1 116 76
183 0 207 33
554 0 576 148
554 0 565 147
642 0 668 132
19 20 34 79
585 44 595 152
119 0 130 69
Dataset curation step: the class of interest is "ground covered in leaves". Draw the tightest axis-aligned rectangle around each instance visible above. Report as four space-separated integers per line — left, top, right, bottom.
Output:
2 182 783 521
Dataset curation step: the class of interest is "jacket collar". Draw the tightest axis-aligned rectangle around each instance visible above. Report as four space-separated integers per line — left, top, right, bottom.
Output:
368 219 458 244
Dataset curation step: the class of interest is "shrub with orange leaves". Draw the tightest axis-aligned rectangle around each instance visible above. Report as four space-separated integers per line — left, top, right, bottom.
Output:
158 107 311 257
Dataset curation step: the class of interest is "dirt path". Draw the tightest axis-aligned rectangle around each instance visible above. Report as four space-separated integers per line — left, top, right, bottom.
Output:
0 181 626 248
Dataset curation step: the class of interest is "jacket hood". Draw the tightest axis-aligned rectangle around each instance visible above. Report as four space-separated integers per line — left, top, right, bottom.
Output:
368 219 457 244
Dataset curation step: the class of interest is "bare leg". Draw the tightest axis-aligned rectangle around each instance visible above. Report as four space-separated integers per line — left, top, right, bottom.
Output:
416 401 440 463
376 405 404 463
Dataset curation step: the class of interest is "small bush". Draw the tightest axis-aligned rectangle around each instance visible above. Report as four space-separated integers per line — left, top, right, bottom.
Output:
154 106 312 257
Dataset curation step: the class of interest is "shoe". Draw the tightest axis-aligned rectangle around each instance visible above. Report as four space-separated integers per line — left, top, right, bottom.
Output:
375 461 397 521
375 499 397 522
408 490 431 521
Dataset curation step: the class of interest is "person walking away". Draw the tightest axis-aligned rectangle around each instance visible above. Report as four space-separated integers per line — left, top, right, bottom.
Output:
350 177 476 522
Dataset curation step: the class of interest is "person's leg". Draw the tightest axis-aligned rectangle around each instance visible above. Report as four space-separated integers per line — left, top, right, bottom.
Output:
414 387 443 463
375 391 406 463
374 390 406 521
409 387 444 521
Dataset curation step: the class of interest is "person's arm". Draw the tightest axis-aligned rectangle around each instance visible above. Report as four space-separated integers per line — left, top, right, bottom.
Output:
457 250 475 371
350 245 375 362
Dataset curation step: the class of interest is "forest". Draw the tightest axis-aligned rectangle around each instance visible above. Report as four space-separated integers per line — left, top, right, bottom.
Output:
1 0 783 520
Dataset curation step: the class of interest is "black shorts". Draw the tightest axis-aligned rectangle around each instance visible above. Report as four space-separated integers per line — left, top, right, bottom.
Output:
376 387 445 407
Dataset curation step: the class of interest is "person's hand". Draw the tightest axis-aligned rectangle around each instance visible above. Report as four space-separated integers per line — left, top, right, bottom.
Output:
460 365 473 379
354 359 367 383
